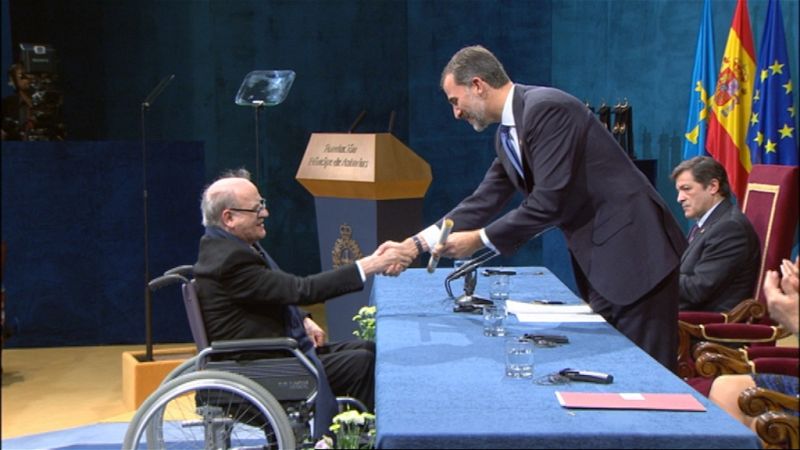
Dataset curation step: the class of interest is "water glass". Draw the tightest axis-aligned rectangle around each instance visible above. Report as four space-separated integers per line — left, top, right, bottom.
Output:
489 274 510 302
482 305 506 337
505 335 534 378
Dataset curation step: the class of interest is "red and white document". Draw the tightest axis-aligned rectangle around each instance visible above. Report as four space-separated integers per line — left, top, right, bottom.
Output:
555 391 706 412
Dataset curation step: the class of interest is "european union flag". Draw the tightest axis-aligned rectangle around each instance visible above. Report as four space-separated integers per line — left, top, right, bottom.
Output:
682 0 715 160
747 0 798 166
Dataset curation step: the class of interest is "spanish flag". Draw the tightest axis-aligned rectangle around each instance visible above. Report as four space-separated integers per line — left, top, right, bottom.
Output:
706 0 756 201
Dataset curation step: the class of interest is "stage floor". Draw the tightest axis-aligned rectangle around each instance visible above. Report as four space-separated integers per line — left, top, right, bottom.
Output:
1 343 190 439
1 303 328 440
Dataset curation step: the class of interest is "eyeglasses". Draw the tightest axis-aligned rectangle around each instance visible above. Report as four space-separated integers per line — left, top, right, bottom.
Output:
228 198 267 215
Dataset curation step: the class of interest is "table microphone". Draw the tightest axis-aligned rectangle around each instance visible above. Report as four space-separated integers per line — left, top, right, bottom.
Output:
427 218 454 273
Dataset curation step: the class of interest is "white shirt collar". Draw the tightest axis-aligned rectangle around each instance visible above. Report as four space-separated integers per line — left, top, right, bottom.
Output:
501 84 516 127
697 199 723 228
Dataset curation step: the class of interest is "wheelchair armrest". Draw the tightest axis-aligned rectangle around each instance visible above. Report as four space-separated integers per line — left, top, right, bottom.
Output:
198 338 317 381
148 273 189 291
163 265 194 277
210 337 299 353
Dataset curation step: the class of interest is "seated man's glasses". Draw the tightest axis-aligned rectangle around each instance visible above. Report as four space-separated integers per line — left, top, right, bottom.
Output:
228 199 267 215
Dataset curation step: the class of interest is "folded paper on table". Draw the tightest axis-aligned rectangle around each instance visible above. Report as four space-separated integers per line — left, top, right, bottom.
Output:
506 300 593 315
555 391 706 412
515 313 605 323
507 300 601 322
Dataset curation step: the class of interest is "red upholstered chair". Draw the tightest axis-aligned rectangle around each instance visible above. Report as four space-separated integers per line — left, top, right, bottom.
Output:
677 164 800 379
693 342 799 379
685 341 799 396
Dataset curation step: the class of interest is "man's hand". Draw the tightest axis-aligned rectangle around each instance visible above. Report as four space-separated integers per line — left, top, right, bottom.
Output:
377 238 418 276
433 229 484 260
764 258 800 335
360 241 414 277
303 317 326 348
779 257 799 295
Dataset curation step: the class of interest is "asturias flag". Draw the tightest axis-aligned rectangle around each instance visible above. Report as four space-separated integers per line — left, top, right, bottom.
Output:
706 0 756 201
747 0 797 166
683 0 715 160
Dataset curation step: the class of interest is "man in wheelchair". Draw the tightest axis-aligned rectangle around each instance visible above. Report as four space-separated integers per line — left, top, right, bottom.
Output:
192 168 410 439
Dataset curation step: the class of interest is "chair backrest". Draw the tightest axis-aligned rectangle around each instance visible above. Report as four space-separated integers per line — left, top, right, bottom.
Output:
741 164 799 323
182 280 209 350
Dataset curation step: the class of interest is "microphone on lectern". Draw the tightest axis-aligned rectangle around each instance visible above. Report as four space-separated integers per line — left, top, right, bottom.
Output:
427 218 454 273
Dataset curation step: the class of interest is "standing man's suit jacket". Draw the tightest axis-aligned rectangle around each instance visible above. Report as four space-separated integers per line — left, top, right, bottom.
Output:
445 84 687 306
679 198 760 312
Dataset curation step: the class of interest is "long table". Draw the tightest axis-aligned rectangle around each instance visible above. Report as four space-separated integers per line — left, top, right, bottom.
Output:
371 267 760 449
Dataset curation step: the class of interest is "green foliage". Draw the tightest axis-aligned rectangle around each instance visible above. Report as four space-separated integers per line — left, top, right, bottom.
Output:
351 305 376 341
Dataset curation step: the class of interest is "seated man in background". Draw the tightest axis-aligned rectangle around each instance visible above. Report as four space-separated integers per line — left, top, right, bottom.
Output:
671 156 760 312
193 168 410 437
1 63 32 141
708 257 799 430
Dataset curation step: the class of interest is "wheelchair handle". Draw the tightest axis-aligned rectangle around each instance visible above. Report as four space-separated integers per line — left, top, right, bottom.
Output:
147 273 189 292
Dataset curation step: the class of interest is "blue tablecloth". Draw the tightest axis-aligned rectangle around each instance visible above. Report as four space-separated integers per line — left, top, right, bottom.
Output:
372 267 760 449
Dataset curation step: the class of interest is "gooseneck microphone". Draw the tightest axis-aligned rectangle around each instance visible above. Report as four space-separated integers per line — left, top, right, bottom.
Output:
142 74 175 109
446 250 498 281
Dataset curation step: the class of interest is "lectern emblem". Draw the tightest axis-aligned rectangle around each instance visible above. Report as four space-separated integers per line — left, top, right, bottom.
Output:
332 223 363 268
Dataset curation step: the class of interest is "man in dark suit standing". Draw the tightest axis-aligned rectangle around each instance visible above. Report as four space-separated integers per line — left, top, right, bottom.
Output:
384 45 686 372
193 169 409 437
671 156 760 312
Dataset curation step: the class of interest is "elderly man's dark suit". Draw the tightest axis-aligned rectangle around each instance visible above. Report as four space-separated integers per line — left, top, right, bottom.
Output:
679 198 760 312
193 227 374 438
445 85 687 371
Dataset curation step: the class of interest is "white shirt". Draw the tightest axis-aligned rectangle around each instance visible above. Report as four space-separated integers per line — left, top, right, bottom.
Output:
696 199 723 229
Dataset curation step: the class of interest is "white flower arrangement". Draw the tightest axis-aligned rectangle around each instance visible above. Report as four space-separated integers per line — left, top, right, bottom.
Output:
315 410 376 449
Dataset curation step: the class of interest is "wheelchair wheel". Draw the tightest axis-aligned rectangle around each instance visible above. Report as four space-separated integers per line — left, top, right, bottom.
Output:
123 370 296 450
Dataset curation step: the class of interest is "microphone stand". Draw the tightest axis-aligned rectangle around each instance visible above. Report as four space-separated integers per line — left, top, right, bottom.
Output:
445 250 496 312
140 74 174 362
252 100 265 189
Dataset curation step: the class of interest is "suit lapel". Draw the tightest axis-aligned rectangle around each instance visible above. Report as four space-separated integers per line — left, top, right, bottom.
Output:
681 199 732 261
695 199 732 242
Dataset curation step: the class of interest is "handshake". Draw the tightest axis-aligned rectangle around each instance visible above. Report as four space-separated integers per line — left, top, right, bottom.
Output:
359 226 487 277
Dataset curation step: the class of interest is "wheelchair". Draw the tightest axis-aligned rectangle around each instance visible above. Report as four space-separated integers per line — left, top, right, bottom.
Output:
123 267 366 450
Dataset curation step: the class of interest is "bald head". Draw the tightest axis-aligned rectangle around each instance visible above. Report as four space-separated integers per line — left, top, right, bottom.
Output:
200 168 269 244
201 176 255 227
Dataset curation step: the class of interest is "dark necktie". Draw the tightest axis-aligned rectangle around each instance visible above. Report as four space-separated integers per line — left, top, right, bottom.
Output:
687 224 701 243
253 242 279 269
499 125 524 177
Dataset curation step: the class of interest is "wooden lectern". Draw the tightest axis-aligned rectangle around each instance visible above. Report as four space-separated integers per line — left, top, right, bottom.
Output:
296 133 431 340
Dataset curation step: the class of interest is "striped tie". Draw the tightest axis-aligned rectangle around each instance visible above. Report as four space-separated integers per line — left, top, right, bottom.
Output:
499 125 523 177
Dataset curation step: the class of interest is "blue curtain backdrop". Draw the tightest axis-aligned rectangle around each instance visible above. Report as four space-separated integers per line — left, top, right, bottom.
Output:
2 0 798 346
1 142 205 347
